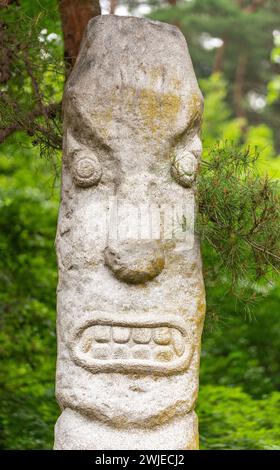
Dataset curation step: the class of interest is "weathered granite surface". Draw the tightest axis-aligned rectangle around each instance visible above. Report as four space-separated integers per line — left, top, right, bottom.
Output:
54 14 205 450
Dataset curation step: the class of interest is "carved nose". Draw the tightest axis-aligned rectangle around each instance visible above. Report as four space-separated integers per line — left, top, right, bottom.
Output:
104 241 165 284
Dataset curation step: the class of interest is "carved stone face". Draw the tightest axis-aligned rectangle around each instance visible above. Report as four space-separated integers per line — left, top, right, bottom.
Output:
55 16 205 440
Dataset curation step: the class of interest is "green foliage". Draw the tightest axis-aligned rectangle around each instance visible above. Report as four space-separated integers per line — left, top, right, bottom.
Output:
198 144 280 291
150 0 280 151
200 73 245 148
198 385 280 450
0 138 60 449
151 0 279 87
267 33 280 104
200 73 280 177
0 1 63 157
201 287 280 397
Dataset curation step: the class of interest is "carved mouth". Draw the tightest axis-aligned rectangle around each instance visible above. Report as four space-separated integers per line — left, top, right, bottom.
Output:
71 314 194 375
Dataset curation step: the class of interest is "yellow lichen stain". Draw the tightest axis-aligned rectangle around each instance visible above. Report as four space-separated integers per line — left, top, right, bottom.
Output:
187 92 204 128
138 88 181 134
170 77 182 90
197 290 206 319
149 67 182 92
89 82 183 141
184 416 199 450
149 66 166 87
90 89 120 140
155 349 174 362
145 399 195 429
98 107 113 124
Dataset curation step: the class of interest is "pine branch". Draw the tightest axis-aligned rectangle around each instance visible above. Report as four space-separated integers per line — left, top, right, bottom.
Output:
197 142 280 295
0 102 61 145
23 51 49 122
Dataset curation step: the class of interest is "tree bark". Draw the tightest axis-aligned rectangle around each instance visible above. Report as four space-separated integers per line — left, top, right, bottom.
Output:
110 0 117 14
59 0 101 74
213 0 266 112
212 39 226 73
231 0 267 116
0 102 60 145
246 0 266 13
0 0 18 6
233 52 247 118
167 0 180 28
0 0 19 83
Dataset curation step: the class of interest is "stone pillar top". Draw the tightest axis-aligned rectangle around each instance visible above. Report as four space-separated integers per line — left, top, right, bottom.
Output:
64 15 203 151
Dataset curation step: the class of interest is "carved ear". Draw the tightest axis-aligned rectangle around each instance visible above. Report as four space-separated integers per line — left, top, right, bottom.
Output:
170 150 199 188
71 150 102 188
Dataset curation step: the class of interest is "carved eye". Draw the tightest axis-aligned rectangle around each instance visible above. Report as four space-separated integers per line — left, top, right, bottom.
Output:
71 151 102 187
171 151 198 188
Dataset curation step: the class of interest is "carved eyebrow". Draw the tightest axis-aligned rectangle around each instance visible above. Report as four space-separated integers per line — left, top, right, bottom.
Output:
64 93 111 152
172 107 203 147
67 121 108 152
186 99 204 138
190 94 204 122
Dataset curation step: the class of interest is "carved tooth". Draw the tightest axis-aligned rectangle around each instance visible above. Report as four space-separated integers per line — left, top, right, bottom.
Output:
82 336 93 353
80 327 94 352
112 326 131 343
172 329 185 356
112 345 130 360
132 327 151 344
94 325 111 343
153 327 171 345
91 345 110 360
154 346 174 362
132 345 151 360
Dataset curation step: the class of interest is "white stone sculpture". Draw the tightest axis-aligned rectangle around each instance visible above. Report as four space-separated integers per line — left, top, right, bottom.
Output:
54 14 205 450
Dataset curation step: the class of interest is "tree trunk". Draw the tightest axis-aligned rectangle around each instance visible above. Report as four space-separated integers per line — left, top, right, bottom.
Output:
233 53 247 118
0 0 19 83
212 39 226 73
59 0 101 74
110 0 117 14
167 0 180 28
215 0 265 113
0 0 18 6
246 0 266 13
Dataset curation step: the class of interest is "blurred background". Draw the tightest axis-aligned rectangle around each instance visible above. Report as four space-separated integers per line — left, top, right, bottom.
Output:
0 0 280 449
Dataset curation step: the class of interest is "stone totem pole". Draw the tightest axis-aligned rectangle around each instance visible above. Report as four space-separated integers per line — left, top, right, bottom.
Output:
54 15 205 450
